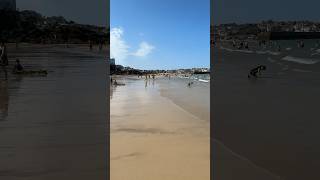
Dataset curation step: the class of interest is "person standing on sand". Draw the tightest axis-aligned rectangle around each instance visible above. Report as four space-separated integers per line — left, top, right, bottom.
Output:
13 59 24 72
1 43 8 66
0 43 8 80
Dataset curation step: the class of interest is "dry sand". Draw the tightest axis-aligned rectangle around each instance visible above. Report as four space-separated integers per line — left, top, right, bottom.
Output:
110 77 210 180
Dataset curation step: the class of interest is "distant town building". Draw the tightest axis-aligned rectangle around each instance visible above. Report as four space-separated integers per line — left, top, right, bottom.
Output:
0 0 16 10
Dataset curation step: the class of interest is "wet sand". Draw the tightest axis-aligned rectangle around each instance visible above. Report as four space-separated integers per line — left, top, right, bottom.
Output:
0 44 107 180
213 46 320 180
110 76 210 180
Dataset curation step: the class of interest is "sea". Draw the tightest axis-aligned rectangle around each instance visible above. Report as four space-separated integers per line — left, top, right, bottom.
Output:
217 39 320 70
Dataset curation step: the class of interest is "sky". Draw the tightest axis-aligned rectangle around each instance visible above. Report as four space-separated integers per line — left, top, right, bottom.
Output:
17 0 108 26
212 0 320 24
111 0 210 70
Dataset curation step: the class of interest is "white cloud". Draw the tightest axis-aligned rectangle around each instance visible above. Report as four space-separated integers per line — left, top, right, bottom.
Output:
132 41 155 57
111 27 155 63
110 27 129 62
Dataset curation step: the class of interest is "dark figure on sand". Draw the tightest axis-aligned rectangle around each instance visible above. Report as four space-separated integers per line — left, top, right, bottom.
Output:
0 43 8 80
248 65 267 78
187 82 194 87
0 43 8 66
113 80 125 86
13 59 23 72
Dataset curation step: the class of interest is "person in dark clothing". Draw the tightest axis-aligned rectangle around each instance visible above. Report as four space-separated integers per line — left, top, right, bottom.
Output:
0 43 8 80
0 43 8 66
13 59 24 72
248 65 267 78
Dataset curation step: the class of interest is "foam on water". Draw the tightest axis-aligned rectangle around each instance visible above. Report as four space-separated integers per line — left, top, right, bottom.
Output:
198 79 210 83
220 47 254 54
281 56 319 65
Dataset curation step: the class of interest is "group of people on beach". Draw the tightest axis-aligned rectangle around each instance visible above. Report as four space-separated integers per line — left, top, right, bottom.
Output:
137 74 156 80
232 40 250 50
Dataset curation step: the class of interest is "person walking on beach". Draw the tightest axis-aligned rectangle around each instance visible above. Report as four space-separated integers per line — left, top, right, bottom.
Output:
13 59 23 72
232 40 236 48
0 43 8 80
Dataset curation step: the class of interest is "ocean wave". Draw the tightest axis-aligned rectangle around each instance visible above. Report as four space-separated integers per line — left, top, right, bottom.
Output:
255 50 281 56
220 46 281 56
220 47 254 54
311 49 320 56
198 79 210 83
281 56 319 65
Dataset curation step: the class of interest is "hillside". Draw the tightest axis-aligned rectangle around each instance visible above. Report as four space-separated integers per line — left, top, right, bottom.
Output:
0 9 109 44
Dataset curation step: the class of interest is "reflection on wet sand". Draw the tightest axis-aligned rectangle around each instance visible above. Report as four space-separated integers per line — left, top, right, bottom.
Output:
0 81 9 120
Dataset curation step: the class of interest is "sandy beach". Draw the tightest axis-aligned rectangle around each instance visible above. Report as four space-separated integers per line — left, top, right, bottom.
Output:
0 44 107 180
213 41 320 180
110 76 210 180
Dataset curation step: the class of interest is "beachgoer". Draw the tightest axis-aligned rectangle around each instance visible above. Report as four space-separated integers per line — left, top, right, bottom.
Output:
13 59 23 72
248 65 267 78
0 43 8 66
301 40 305 48
0 43 8 80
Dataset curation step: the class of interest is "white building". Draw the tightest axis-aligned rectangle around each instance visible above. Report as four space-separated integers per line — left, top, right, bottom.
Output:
0 0 16 10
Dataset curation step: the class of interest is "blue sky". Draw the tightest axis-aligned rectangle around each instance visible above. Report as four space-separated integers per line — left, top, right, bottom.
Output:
111 0 209 70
